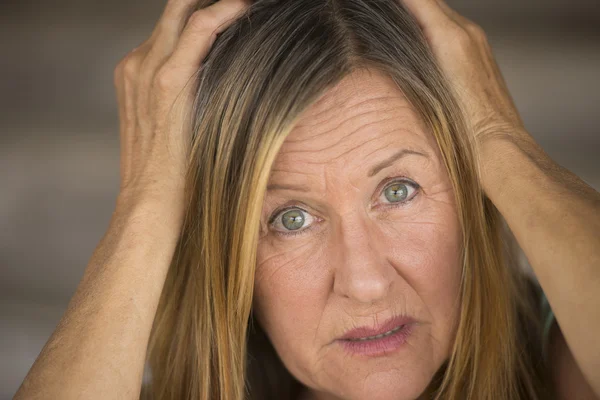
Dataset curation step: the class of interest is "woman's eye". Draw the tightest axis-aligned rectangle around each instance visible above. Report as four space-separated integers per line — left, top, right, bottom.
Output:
381 180 418 204
271 208 315 234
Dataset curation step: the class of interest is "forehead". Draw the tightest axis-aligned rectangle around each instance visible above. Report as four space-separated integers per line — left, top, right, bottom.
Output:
273 68 438 172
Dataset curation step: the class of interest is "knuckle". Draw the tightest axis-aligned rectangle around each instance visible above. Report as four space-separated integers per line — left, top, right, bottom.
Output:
466 22 487 41
187 9 218 33
153 64 177 91
117 42 151 82
139 53 157 77
114 53 130 77
122 53 141 81
452 26 473 48
114 60 131 88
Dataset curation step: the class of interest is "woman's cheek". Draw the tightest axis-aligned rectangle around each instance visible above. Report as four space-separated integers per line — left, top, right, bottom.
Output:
258 229 319 262
254 235 331 349
256 232 327 296
379 191 462 291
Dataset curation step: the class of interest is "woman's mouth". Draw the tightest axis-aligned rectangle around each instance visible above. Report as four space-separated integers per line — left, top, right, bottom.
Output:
346 324 404 341
337 316 416 357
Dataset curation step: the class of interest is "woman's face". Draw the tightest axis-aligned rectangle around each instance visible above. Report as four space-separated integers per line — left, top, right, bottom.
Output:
254 68 462 400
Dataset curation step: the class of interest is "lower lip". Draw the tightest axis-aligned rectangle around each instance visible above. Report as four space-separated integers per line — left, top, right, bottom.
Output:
337 323 414 357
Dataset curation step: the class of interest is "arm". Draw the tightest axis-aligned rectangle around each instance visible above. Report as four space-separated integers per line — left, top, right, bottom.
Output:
14 194 184 399
399 0 600 395
548 317 599 400
13 0 250 398
479 131 600 396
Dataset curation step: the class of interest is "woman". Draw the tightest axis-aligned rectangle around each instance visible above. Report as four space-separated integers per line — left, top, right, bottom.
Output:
14 0 600 399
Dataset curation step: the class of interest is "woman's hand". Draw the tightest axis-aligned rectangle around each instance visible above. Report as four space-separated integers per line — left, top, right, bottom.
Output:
14 1 251 399
114 0 250 211
399 1 600 397
399 0 531 151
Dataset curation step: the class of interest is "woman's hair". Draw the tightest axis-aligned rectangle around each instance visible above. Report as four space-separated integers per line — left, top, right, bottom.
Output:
142 0 554 399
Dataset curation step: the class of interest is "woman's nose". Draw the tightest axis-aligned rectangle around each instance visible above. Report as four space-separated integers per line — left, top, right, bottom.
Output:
332 213 394 304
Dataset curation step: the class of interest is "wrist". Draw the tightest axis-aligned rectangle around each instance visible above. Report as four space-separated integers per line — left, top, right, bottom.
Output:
476 129 543 200
114 185 187 233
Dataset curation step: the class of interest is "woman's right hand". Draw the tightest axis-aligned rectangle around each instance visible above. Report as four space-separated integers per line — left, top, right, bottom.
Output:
114 0 250 210
14 1 250 399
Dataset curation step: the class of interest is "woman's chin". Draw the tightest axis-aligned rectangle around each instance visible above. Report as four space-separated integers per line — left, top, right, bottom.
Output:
311 378 430 400
320 331 438 399
306 360 435 400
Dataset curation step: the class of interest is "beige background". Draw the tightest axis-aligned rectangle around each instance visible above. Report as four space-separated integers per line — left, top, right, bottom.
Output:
1 0 599 398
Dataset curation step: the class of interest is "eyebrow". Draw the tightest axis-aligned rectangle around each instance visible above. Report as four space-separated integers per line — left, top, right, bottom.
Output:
367 149 429 177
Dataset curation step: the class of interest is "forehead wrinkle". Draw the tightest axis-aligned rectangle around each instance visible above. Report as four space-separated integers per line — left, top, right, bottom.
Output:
285 104 418 154
269 168 318 182
270 168 312 175
268 164 323 183
267 162 328 197
282 114 400 160
275 124 413 174
294 83 407 123
281 112 431 172
318 127 421 167
286 101 404 145
359 133 425 161
267 73 438 198
299 94 406 125
275 127 427 180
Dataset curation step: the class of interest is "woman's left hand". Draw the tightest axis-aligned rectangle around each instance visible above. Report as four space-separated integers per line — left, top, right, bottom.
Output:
399 2 600 398
399 0 532 151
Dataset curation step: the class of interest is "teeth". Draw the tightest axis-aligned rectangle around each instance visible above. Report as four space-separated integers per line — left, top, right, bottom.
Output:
349 325 404 341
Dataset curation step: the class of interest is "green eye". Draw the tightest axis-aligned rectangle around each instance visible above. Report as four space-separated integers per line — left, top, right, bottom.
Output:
281 209 305 231
270 207 315 235
384 182 409 203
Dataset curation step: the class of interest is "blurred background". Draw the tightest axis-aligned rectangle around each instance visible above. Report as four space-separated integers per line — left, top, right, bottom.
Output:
1 0 599 397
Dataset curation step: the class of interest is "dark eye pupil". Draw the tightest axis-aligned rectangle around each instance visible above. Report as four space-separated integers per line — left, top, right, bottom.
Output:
282 210 304 230
384 183 408 202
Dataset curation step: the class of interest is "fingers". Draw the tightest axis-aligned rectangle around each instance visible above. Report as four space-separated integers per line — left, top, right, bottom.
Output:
114 41 151 131
399 0 477 35
166 0 249 71
398 0 450 31
142 0 204 71
151 0 202 47
434 0 454 16
159 0 203 33
435 0 473 29
399 0 489 55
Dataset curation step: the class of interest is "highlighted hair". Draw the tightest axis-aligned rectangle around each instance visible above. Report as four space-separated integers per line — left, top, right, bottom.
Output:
143 0 554 399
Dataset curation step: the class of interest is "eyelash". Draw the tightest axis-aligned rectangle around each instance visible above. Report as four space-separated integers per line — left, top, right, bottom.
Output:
268 205 316 237
268 176 421 237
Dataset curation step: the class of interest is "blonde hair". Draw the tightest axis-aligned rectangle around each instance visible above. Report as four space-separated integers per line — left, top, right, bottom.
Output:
142 0 554 399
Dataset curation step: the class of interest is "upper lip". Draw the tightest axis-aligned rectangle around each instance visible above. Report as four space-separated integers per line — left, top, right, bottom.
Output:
337 315 416 341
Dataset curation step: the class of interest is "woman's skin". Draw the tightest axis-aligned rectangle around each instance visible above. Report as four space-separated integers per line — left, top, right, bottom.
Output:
14 0 600 399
